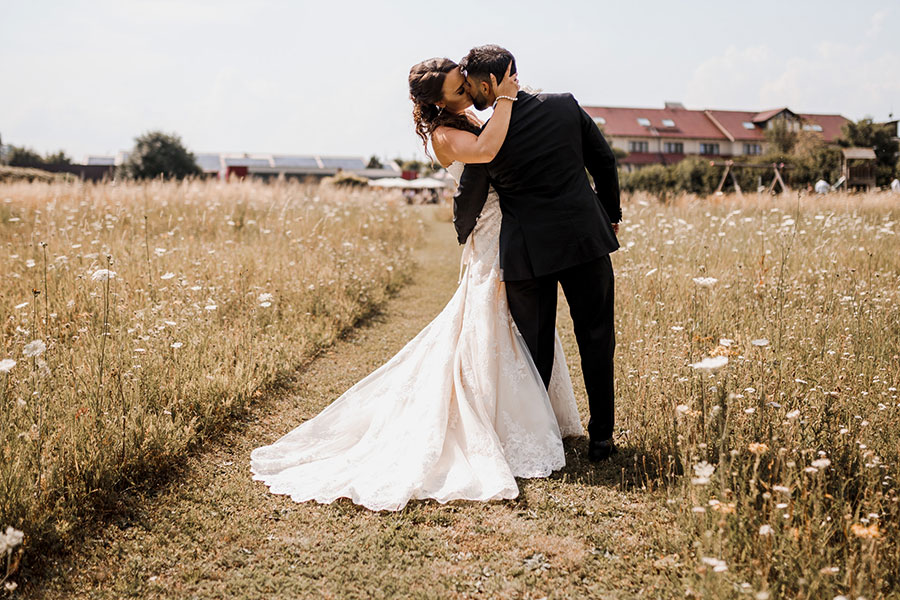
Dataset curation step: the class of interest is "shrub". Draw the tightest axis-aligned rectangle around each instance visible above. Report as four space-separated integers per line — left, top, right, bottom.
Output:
118 131 201 180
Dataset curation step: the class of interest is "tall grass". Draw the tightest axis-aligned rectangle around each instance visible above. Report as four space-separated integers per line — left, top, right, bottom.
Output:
615 190 900 597
0 179 422 570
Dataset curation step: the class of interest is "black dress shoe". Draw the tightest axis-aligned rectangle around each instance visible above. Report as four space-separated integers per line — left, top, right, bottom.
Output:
588 438 618 462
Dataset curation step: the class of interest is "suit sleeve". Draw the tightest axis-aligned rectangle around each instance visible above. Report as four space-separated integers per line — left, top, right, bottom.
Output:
452 163 490 244
575 97 622 223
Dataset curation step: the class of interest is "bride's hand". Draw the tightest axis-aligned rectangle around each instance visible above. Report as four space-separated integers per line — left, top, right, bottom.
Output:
491 61 519 98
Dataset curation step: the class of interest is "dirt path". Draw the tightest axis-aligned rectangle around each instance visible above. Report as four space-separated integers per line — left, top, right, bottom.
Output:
29 208 683 599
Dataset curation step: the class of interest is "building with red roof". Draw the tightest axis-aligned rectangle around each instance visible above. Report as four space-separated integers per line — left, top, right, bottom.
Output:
583 102 849 170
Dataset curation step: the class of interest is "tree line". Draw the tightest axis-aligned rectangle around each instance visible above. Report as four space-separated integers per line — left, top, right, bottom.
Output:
617 118 899 196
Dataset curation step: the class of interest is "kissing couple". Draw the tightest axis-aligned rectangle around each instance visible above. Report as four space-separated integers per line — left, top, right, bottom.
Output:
250 44 622 512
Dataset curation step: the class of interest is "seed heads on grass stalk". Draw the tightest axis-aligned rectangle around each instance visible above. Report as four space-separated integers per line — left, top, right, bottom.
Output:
94 256 115 396
40 242 48 336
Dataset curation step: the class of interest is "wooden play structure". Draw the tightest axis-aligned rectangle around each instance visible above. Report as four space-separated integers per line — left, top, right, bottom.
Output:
838 147 877 192
712 160 791 197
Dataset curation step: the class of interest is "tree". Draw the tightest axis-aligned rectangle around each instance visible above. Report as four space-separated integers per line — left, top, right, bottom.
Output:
791 130 841 184
763 119 797 157
7 146 45 168
119 131 201 180
839 118 899 186
43 150 72 165
366 155 383 169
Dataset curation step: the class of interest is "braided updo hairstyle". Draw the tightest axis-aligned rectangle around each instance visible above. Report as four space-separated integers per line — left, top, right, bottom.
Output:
409 57 480 162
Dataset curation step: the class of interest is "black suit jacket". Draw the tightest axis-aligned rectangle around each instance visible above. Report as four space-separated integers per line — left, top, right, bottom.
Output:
453 91 621 281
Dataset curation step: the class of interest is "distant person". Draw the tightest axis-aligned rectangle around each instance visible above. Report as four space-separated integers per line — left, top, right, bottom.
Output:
251 50 592 512
815 179 831 194
892 178 900 193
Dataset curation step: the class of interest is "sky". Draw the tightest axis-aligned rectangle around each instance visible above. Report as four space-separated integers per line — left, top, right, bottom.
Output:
1 0 898 164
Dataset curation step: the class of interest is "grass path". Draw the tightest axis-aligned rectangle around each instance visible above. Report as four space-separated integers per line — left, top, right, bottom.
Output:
29 208 684 599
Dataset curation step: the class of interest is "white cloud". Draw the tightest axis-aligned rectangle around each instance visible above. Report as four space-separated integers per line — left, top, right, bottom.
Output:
685 45 773 109
685 14 900 120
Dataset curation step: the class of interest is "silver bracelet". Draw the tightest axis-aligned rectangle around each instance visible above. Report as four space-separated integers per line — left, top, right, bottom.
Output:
493 95 518 108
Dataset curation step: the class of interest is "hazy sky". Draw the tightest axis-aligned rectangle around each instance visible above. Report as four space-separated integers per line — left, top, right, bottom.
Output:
2 0 898 163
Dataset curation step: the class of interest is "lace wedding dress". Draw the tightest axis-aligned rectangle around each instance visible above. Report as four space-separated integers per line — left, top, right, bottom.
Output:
249 161 582 511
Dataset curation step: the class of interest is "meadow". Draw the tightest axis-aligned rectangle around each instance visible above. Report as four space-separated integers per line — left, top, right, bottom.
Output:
0 179 422 587
2 182 899 599
609 189 899 598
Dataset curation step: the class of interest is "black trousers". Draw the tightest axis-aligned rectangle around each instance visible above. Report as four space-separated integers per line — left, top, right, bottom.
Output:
505 255 616 441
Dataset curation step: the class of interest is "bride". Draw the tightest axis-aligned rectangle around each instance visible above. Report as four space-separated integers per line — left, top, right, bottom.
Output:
249 57 582 512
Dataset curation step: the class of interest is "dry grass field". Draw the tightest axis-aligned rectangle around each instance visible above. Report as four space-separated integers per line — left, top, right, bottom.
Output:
2 184 899 599
0 179 422 590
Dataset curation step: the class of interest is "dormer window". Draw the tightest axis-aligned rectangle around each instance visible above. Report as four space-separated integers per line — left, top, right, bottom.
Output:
742 122 756 129
662 119 675 127
637 117 651 126
594 117 607 125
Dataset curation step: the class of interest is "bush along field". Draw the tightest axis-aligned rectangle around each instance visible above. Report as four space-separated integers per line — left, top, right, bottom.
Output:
612 190 899 598
0 179 423 577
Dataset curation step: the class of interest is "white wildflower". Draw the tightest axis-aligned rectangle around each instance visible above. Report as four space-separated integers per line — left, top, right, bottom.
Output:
751 338 770 347
675 404 690 415
14 302 28 310
786 409 801 419
759 524 774 536
160 272 176 280
260 302 272 308
171 342 183 349
692 461 715 485
693 276 718 286
811 458 831 469
700 556 728 572
258 292 274 303
204 304 217 311
23 340 46 357
90 269 116 282
689 356 728 370
719 338 733 346
25 259 36 268
0 358 16 373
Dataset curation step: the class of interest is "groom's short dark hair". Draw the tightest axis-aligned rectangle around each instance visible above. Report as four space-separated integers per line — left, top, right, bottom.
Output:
460 45 516 84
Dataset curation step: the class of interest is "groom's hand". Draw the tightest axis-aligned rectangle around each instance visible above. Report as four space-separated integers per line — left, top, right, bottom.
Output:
612 223 620 235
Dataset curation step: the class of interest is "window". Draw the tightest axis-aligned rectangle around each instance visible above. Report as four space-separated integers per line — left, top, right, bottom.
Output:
629 141 649 153
637 117 651 127
743 143 762 155
594 117 606 125
662 119 675 127
663 142 683 153
802 123 823 132
742 121 756 130
700 143 720 155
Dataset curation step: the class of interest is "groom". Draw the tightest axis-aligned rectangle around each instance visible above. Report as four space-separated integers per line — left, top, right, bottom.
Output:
453 45 622 462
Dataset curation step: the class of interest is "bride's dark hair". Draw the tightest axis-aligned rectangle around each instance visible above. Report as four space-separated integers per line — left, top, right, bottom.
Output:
409 57 480 162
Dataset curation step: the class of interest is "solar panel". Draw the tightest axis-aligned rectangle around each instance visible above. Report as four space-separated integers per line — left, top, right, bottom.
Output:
224 157 271 167
321 157 366 170
195 154 222 171
273 155 320 168
637 118 651 127
662 119 675 127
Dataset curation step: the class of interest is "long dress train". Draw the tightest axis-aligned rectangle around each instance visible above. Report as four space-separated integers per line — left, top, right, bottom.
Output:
249 161 582 511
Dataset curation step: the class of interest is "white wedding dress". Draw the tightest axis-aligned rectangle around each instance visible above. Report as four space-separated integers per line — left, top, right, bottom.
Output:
249 161 582 511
